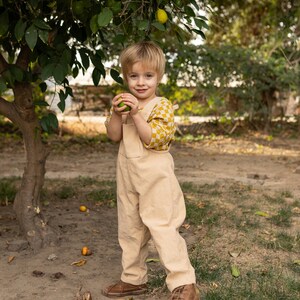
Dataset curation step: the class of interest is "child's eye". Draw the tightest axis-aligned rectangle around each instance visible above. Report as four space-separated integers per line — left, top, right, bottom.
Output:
146 73 154 78
129 74 137 79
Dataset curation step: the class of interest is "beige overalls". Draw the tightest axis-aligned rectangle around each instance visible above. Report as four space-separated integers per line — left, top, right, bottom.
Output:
116 97 196 292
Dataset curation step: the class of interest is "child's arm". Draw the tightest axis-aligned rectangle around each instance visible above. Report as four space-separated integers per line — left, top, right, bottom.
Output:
131 113 152 145
105 94 129 142
106 111 123 142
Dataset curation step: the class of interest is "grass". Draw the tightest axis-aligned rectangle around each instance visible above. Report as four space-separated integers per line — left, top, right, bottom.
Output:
2 176 300 299
0 178 18 205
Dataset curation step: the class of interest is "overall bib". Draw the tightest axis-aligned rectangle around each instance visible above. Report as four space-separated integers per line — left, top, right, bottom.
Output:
116 97 196 292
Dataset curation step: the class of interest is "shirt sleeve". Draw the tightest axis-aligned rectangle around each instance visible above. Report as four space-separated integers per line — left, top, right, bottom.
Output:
144 98 176 150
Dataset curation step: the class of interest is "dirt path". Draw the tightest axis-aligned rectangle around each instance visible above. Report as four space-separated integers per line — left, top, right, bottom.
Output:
1 135 300 300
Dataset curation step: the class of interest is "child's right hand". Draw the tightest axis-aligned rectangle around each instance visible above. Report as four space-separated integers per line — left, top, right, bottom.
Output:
112 94 131 115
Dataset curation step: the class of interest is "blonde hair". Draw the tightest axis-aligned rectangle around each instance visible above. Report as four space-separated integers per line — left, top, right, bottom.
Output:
120 41 165 82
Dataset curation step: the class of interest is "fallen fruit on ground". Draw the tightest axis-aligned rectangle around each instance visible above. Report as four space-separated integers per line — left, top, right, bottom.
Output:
156 8 168 24
79 205 87 212
81 246 92 256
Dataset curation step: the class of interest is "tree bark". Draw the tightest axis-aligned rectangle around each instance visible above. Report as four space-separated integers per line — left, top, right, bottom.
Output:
3 82 59 251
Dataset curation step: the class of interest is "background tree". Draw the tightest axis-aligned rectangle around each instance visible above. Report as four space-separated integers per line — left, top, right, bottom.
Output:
160 0 299 128
0 0 207 251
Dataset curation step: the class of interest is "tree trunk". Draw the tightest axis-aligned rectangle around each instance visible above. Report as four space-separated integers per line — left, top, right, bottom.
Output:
13 119 59 251
3 83 59 252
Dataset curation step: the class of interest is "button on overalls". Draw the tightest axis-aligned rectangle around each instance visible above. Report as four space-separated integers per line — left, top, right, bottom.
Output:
116 97 196 292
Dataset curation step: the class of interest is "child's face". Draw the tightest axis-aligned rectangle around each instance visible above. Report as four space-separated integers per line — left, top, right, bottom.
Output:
126 61 159 102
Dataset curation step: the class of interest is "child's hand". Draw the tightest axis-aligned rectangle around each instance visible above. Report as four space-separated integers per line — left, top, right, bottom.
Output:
112 93 139 115
112 94 130 115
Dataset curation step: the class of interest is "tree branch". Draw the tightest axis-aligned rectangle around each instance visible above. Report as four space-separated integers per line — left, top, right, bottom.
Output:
16 44 31 70
0 97 16 122
0 52 8 73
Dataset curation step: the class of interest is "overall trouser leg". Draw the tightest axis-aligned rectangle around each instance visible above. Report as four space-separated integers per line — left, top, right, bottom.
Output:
137 154 196 292
117 156 151 285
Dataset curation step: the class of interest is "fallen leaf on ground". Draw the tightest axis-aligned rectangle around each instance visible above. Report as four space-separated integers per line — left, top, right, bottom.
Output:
8 256 15 263
50 272 65 280
82 291 92 300
48 254 58 261
293 260 300 265
32 270 45 277
181 223 190 229
71 259 87 267
255 211 269 217
292 207 300 214
229 251 241 258
231 265 240 278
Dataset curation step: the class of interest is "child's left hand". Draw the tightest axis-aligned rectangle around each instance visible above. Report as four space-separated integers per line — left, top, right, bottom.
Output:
119 93 139 115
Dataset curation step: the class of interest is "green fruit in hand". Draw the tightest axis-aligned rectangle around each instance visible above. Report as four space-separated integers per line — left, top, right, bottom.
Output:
118 101 131 112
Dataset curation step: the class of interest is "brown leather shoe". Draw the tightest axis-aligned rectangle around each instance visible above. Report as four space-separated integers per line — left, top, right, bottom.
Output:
170 284 200 300
101 280 147 298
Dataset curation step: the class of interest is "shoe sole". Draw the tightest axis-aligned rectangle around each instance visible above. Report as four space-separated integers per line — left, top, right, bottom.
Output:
101 289 148 298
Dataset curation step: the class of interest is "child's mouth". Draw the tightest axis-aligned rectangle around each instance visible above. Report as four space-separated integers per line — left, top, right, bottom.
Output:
136 89 147 93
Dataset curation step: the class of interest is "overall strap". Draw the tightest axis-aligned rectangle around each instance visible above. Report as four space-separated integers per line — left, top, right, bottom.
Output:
141 97 163 121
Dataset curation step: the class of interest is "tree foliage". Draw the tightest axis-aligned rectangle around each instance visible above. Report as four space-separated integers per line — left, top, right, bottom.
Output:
164 0 300 123
0 0 207 250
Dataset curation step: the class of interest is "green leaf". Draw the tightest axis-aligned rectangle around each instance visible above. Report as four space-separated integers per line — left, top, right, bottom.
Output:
41 63 55 81
152 21 165 31
33 19 52 30
91 55 105 77
61 48 72 64
10 66 24 82
59 90 67 101
231 265 240 278
293 260 300 265
112 34 126 44
57 100 65 112
72 66 79 78
34 100 49 106
138 20 149 31
25 24 38 51
29 0 39 9
65 86 73 97
90 14 98 33
110 69 123 85
53 63 68 83
92 68 102 86
97 7 113 27
38 30 48 44
184 6 196 17
192 29 206 40
48 113 59 129
0 10 9 37
40 113 59 132
0 78 7 93
14 19 27 42
2 70 14 87
189 0 199 10
79 49 90 70
195 18 209 30
40 116 50 132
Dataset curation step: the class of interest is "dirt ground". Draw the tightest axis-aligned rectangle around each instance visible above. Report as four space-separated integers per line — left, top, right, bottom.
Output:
1 131 300 300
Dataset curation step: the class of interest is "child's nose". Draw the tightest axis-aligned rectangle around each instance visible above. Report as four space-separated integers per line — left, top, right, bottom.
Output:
137 77 145 85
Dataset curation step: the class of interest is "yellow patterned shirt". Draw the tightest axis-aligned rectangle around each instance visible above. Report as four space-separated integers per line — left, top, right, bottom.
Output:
144 98 176 151
105 98 176 151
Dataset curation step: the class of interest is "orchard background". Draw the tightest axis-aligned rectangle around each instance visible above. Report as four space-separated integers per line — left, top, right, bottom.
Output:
0 1 300 299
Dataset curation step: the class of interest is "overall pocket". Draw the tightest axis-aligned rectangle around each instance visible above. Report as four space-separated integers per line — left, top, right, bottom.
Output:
123 123 143 158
